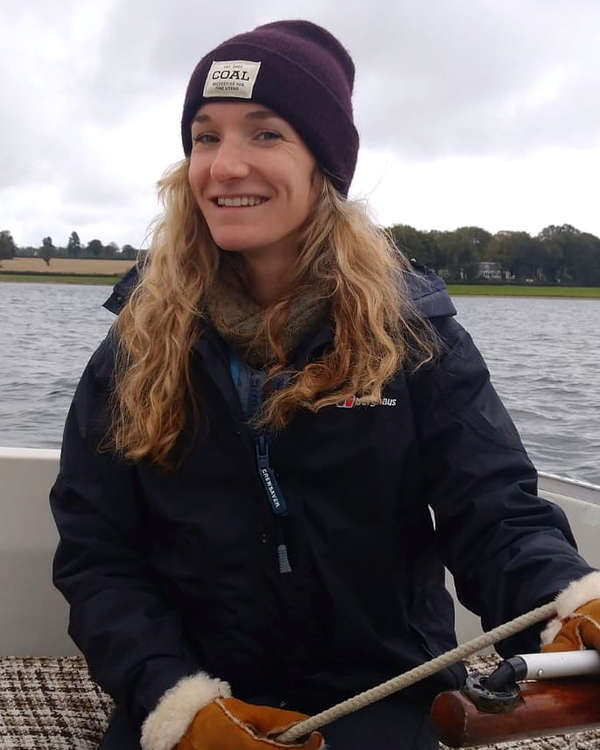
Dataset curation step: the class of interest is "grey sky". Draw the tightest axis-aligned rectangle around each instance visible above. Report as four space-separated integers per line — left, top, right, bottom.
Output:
2 0 600 248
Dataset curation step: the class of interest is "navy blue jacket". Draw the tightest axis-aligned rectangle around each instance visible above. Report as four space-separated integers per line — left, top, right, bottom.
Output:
50 264 593 748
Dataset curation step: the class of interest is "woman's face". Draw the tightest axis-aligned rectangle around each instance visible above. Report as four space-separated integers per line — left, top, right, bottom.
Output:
188 102 319 263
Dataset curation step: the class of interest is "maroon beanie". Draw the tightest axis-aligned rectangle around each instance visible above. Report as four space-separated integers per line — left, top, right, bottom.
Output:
181 20 359 197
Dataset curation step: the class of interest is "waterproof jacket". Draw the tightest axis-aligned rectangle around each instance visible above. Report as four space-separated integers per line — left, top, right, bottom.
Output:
50 263 593 747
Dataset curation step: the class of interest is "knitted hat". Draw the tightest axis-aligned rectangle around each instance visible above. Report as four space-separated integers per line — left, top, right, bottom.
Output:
181 20 359 197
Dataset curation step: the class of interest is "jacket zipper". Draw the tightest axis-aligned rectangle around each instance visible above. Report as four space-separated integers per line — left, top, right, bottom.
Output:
227 348 292 575
255 432 292 574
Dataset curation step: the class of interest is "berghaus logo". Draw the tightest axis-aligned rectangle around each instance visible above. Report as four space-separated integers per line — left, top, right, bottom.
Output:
336 396 397 408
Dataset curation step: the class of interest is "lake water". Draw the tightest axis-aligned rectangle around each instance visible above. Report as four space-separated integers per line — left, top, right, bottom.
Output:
1 282 599 485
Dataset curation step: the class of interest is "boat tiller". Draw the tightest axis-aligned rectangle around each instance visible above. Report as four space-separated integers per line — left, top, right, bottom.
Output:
431 650 600 748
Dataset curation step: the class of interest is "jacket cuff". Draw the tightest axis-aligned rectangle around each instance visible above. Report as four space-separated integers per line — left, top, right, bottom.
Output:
140 671 231 750
540 570 600 647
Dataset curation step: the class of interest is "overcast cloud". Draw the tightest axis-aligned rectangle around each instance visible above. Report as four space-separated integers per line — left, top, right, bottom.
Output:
2 0 600 248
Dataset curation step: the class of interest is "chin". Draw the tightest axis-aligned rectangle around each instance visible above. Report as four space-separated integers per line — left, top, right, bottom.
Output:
213 239 261 254
208 231 264 254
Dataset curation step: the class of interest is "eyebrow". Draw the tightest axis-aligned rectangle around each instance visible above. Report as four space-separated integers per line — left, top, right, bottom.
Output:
192 109 279 124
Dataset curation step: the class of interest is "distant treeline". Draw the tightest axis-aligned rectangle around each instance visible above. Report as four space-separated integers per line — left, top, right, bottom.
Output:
0 231 144 265
389 223 600 285
2 223 600 285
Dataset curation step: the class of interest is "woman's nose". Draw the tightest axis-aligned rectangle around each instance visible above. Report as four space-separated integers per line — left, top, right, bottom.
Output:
209 139 251 182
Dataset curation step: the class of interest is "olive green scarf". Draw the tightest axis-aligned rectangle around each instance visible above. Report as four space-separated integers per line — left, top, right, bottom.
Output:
206 278 330 369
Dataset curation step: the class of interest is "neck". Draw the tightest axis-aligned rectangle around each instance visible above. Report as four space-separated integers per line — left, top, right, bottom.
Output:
241 244 298 307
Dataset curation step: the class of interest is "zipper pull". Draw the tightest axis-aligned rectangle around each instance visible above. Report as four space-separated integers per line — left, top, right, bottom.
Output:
255 434 288 517
255 434 292 573
277 543 292 574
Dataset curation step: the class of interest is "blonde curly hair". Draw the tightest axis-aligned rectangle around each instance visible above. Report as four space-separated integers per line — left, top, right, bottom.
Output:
110 160 437 469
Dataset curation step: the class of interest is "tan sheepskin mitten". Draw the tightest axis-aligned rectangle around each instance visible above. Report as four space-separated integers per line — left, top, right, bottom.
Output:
541 572 600 653
176 697 324 750
542 598 600 652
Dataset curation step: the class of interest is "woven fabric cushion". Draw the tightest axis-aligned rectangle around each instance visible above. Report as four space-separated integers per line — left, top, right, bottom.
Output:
0 657 113 749
1 654 600 749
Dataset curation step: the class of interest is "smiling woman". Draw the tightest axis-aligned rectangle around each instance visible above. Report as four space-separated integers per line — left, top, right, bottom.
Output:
49 18 599 750
187 102 320 303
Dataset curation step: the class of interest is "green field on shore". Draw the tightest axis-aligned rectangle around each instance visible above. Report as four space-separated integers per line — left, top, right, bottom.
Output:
0 272 121 285
446 284 600 298
1 272 599 298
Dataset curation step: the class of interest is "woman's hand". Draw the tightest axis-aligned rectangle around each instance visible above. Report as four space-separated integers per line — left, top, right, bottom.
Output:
542 598 600 652
176 697 324 749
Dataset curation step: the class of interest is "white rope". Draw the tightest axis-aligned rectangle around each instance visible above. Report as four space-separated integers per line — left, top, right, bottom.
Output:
278 601 557 742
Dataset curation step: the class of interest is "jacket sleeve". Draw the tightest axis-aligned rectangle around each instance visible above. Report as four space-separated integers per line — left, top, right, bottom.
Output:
50 335 229 741
410 316 595 655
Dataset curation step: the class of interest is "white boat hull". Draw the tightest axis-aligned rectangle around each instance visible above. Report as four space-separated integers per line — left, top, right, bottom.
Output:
1 447 599 656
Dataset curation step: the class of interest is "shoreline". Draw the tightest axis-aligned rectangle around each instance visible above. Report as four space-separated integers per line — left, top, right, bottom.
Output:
0 273 121 285
2 272 600 298
446 284 600 298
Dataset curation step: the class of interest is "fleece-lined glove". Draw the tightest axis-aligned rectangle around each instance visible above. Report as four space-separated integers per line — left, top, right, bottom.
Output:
542 598 600 652
541 572 600 653
140 671 324 750
176 697 325 749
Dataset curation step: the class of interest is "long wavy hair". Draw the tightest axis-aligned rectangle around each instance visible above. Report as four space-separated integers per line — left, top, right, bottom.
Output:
110 160 438 469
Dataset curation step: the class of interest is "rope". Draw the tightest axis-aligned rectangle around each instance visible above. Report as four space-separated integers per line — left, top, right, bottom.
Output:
278 600 557 742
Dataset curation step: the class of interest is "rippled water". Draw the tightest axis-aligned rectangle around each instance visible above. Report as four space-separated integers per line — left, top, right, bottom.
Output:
1 283 114 447
454 296 599 486
1 283 598 485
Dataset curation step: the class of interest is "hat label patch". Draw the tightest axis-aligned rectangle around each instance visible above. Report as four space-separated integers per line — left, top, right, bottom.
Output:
203 60 261 99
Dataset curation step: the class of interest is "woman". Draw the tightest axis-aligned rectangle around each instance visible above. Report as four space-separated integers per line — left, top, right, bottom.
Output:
50 20 600 750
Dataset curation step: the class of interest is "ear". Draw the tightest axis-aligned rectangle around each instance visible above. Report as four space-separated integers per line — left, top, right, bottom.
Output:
311 167 324 189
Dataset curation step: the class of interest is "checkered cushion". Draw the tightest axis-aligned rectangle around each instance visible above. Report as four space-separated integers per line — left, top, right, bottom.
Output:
0 657 113 749
1 654 599 749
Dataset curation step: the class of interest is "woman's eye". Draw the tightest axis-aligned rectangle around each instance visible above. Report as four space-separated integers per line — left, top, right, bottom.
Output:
256 130 282 142
193 133 218 144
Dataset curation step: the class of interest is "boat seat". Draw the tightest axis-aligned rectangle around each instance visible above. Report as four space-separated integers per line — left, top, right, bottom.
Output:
1 654 600 749
0 656 112 748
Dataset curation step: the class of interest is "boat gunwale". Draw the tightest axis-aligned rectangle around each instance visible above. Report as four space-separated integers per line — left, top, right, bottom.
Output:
1 446 599 494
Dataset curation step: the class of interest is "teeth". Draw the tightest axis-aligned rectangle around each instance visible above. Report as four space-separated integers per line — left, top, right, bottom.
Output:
217 196 266 207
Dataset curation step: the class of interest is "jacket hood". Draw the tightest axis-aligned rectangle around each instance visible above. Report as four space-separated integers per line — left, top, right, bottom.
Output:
103 264 140 315
405 260 456 320
103 259 456 322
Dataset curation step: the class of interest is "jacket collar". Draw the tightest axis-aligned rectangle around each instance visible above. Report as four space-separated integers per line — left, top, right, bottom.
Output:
102 260 456 376
103 260 455 320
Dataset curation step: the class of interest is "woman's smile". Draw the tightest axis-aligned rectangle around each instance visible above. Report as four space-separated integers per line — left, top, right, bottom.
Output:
213 195 269 208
